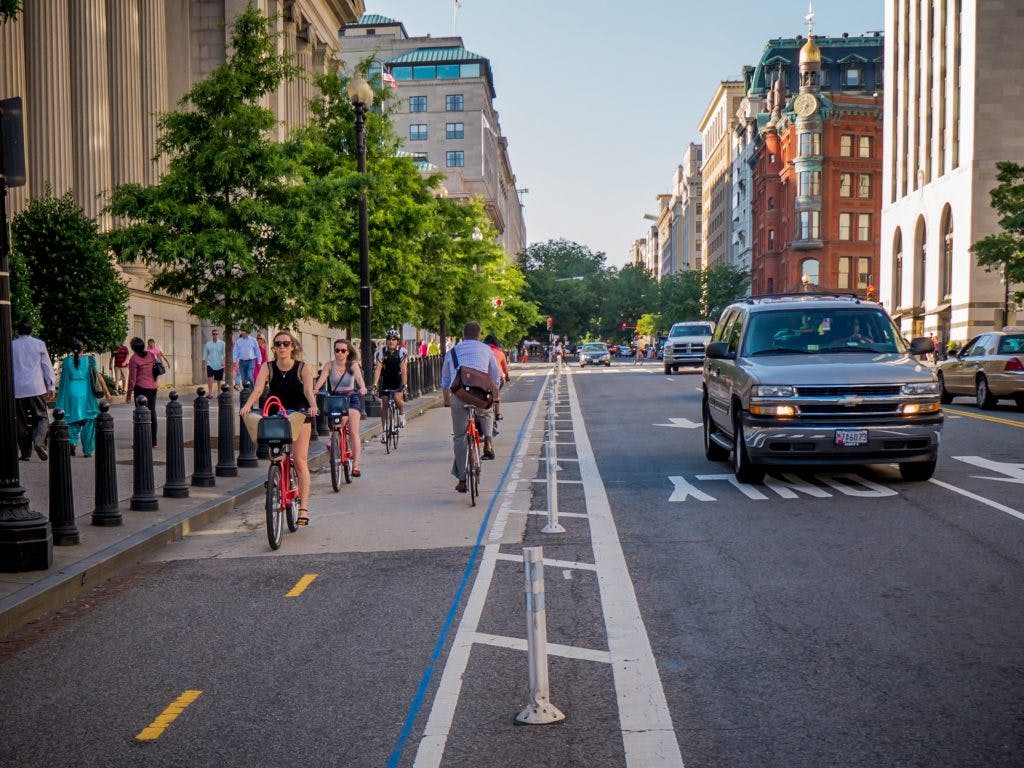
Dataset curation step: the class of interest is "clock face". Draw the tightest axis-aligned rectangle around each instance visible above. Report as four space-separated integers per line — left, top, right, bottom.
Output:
794 93 818 118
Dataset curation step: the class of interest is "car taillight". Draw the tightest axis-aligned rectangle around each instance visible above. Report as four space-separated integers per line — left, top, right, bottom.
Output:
1005 357 1024 372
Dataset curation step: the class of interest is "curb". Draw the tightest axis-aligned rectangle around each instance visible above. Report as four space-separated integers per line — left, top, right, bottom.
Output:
0 391 445 639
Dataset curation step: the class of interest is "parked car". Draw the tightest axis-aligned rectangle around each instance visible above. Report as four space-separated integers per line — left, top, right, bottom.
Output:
936 329 1024 409
579 342 612 367
701 294 943 483
663 321 716 373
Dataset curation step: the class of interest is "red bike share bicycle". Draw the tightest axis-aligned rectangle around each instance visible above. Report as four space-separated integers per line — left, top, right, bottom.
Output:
254 396 303 550
324 393 354 491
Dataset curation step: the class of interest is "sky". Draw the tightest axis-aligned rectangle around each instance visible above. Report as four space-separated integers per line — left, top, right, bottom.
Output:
364 1 885 267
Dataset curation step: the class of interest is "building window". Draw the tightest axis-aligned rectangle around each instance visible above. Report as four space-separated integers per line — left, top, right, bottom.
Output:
799 211 820 240
840 135 853 157
858 136 872 158
409 96 427 112
858 174 872 198
446 150 464 167
802 258 820 286
769 152 776 164
800 171 821 196
409 124 428 141
445 94 464 111
940 205 954 300
857 257 871 289
767 196 774 210
411 151 429 168
842 65 862 87
839 213 852 240
893 229 904 309
799 132 821 156
838 257 851 289
839 173 853 197
820 67 830 87
446 122 464 140
414 65 436 80
857 213 871 241
768 228 775 245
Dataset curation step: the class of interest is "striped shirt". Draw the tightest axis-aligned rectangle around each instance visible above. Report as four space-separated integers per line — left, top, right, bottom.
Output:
441 339 502 390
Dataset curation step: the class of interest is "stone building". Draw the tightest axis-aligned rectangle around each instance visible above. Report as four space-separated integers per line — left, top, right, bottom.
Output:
0 0 364 385
749 28 884 297
880 0 1023 344
698 81 745 269
650 143 702 279
338 14 526 260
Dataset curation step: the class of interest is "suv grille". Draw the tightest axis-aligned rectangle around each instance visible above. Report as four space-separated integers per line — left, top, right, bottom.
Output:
670 343 705 353
795 385 901 397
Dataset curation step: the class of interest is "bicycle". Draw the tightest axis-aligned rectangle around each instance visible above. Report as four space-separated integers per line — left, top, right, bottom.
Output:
378 388 402 454
253 397 302 550
324 393 354 492
464 404 483 506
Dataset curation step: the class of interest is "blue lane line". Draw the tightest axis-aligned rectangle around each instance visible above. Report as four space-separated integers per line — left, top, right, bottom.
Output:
386 377 548 768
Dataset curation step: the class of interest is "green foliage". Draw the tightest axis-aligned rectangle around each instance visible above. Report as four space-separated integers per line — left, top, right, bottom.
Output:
10 190 129 355
597 263 659 338
703 264 751 319
0 0 20 23
520 239 608 340
971 161 1024 308
659 270 704 322
636 312 663 337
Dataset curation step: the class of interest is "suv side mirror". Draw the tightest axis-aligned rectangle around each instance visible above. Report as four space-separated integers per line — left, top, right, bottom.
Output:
706 341 734 360
908 337 933 355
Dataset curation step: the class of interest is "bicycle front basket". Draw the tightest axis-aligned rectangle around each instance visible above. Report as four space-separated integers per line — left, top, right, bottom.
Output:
325 395 349 422
257 413 294 445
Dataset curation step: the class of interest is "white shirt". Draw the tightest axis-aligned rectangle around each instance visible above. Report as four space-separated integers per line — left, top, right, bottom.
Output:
12 334 55 398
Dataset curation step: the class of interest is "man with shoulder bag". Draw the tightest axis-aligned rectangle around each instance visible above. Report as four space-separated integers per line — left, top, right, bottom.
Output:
441 321 502 494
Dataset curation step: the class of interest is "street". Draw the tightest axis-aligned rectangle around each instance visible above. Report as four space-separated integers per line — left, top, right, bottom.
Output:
1 362 1022 767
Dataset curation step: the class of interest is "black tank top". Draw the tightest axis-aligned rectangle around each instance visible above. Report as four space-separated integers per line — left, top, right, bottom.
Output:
268 361 307 412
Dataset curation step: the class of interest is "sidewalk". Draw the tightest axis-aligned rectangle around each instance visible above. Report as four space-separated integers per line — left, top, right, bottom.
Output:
0 386 446 636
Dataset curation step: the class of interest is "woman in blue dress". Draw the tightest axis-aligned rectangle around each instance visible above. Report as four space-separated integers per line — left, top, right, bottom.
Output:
55 339 110 456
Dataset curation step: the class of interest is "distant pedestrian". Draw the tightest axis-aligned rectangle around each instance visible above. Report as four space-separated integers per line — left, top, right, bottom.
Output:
56 338 109 457
110 341 130 394
427 339 439 356
147 338 169 372
418 339 428 357
930 334 940 363
234 328 260 389
202 328 225 396
126 336 159 447
12 321 55 461
255 332 268 366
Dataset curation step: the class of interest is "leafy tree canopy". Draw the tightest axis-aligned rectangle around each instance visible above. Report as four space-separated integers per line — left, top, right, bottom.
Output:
11 190 129 356
971 161 1024 308
520 239 608 341
597 263 659 339
704 264 751 320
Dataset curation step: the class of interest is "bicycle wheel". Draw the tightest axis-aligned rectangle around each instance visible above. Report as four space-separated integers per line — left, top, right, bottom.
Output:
470 438 481 504
465 441 476 507
342 426 353 484
265 463 283 550
383 403 393 455
389 410 400 452
329 429 341 492
286 462 300 532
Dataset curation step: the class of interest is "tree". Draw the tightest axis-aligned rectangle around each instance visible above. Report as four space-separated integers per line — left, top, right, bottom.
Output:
107 7 314 370
971 161 1024 311
659 269 704 322
703 264 750 320
597 263 658 338
520 239 608 340
636 312 663 337
0 1 20 23
10 190 129 356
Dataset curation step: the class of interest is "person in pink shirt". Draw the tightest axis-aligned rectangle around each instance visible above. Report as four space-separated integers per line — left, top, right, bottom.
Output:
256 332 269 366
126 336 160 447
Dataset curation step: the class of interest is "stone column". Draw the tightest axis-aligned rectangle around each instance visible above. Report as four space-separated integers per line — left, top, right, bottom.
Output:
24 0 74 201
139 0 169 183
0 15 29 215
283 21 298 135
108 0 144 190
69 0 112 227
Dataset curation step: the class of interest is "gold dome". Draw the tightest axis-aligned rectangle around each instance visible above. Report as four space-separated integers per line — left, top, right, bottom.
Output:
800 35 821 67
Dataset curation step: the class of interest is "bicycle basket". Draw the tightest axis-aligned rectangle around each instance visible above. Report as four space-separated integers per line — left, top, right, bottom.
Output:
325 395 349 424
257 414 293 445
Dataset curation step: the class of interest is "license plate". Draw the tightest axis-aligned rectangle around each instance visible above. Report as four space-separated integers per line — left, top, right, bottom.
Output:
835 429 868 447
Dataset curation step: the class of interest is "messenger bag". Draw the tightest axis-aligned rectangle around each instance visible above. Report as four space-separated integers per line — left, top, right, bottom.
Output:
449 347 494 410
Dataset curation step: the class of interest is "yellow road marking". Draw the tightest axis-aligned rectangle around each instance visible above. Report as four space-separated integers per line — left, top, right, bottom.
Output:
944 408 1024 429
135 690 202 741
285 573 318 597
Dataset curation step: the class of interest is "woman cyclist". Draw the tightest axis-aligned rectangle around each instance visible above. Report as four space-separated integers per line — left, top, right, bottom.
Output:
240 330 318 526
314 339 367 477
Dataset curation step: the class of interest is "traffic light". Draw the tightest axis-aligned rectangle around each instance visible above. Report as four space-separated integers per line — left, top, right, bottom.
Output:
546 316 553 331
621 322 627 330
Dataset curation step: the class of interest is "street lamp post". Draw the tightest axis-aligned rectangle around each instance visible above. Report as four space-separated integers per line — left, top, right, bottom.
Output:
347 72 378 416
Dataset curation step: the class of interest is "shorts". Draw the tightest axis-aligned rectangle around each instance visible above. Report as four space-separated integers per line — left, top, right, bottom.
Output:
207 366 224 381
380 379 403 395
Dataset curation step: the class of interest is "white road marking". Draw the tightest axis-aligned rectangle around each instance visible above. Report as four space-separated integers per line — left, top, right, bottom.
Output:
764 473 832 499
696 473 770 500
518 510 589 519
563 570 573 580
952 455 1024 484
669 476 716 502
928 479 1024 523
531 478 585 484
472 632 612 664
654 417 700 429
494 552 598 571
567 373 686 766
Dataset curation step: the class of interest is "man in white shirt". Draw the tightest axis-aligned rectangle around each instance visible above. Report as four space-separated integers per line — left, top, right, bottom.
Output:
233 329 260 390
202 329 226 397
441 321 502 494
11 322 55 461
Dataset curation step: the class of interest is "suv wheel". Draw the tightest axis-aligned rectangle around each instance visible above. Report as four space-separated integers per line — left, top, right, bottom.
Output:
937 373 953 404
899 453 937 481
703 399 728 461
732 414 765 484
664 364 671 375
976 375 997 410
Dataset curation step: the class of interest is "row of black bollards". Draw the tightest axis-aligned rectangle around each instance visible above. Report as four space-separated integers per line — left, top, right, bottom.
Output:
48 384 260 547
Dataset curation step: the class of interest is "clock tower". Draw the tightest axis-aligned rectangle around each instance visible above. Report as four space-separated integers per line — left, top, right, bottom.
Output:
792 3 824 255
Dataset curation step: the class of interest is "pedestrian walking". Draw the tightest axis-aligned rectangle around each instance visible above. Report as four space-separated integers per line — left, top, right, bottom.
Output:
202 328 226 396
255 332 268 366
126 336 160 447
428 339 439 356
930 334 940 363
147 338 169 372
234 328 260 388
110 340 130 394
418 339 428 357
55 339 109 457
12 321 55 461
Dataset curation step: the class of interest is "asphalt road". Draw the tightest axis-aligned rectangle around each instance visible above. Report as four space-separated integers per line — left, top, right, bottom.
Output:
1 361 1022 767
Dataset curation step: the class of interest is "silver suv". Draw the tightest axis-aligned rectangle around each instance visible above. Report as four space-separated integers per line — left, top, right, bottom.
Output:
663 321 715 374
701 295 943 482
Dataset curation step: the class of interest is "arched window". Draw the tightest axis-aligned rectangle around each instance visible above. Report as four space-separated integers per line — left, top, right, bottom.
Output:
893 228 904 309
915 215 927 305
801 258 820 289
940 205 953 300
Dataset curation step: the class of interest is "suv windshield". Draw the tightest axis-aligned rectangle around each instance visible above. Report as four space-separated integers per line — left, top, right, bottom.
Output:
670 323 713 337
744 308 908 356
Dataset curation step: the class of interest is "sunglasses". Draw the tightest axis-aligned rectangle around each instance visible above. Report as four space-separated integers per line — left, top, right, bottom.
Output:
334 348 348 353
273 340 292 348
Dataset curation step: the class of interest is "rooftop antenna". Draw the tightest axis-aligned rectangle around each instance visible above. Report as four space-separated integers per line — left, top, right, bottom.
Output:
805 2 815 37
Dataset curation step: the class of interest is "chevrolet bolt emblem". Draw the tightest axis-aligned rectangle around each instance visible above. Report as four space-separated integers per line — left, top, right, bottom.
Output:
837 395 865 407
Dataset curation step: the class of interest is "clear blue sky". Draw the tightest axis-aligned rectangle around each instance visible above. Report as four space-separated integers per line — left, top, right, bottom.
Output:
365 1 884 267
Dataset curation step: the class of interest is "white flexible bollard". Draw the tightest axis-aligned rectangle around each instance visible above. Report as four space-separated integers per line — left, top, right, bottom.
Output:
515 546 566 725
543 373 565 533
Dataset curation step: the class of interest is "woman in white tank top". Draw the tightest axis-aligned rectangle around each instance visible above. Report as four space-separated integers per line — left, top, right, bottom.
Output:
314 339 368 476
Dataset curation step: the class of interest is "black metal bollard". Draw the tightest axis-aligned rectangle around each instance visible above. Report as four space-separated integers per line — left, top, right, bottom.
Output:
409 357 420 399
130 396 159 511
49 410 80 545
215 383 237 477
237 381 258 468
316 392 330 436
191 387 215 487
91 400 121 526
163 391 189 498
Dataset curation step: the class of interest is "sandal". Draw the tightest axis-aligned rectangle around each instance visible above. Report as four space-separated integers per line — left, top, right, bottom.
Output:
351 468 361 477
296 508 310 526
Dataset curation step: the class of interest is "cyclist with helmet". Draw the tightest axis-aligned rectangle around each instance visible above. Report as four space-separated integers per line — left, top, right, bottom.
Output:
372 329 408 438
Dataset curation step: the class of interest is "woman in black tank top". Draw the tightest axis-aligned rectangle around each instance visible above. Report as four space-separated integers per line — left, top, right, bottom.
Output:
240 331 318 525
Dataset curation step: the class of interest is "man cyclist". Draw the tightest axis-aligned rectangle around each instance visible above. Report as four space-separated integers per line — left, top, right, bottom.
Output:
372 329 408 438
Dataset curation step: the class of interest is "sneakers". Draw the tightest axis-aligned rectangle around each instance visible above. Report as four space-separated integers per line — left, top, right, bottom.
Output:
482 439 495 461
33 442 48 461
398 414 406 428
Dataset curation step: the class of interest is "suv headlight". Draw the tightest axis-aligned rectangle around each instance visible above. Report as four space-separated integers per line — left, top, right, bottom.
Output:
752 385 795 397
901 382 939 395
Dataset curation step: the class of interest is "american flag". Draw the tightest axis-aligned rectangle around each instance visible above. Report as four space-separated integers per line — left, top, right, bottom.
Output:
382 67 398 91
